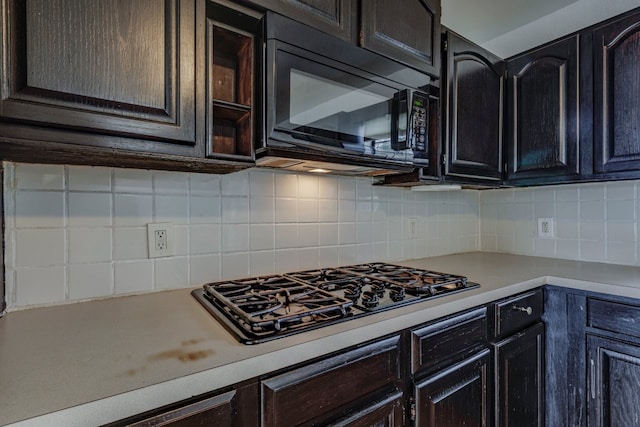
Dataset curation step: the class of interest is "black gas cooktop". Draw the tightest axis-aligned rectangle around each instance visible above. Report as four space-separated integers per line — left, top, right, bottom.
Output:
192 263 479 344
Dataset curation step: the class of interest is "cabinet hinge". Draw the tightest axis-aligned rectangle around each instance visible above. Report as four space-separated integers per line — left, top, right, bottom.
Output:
409 398 416 423
504 162 508 174
443 39 448 51
442 154 447 166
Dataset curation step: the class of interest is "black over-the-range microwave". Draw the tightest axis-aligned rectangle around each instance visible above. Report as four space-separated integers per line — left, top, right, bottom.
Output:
256 12 436 176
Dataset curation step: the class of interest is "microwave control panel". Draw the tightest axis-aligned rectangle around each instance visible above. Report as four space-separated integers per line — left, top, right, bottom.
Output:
411 92 428 159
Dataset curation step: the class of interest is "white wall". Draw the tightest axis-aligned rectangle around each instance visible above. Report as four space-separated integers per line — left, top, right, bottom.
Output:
2 162 480 310
480 0 640 58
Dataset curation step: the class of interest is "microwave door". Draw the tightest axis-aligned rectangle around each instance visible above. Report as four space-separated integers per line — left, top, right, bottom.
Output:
391 89 410 151
271 50 413 160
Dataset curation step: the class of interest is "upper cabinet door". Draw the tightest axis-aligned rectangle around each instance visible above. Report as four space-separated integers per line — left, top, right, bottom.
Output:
506 35 580 184
246 0 357 43
443 31 505 182
593 10 640 176
0 0 202 155
360 0 441 76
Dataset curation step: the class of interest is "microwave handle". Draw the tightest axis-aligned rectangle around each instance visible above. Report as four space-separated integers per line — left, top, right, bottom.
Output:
391 89 410 151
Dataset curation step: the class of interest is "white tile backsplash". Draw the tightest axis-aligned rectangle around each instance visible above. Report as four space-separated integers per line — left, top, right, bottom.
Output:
113 169 153 194
153 171 189 194
155 257 189 290
68 193 111 227
155 195 189 224
189 255 221 286
114 261 154 294
15 191 65 228
16 229 65 267
68 263 113 300
15 164 64 190
480 180 640 265
113 227 148 260
4 163 481 309
68 166 112 192
113 194 153 226
15 267 66 306
69 228 112 263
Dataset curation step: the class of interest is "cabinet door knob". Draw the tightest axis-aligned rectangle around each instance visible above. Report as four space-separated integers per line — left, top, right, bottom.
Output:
514 305 533 315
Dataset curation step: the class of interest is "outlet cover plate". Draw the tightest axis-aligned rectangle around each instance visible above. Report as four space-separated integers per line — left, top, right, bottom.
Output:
408 217 418 239
147 222 174 258
537 218 554 238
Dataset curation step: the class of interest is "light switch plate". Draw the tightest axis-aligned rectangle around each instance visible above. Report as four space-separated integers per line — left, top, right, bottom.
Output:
147 222 174 258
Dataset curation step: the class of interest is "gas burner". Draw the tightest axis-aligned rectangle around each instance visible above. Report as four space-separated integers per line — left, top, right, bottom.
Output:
193 263 480 344
361 291 379 308
343 285 362 301
389 286 406 302
370 283 386 297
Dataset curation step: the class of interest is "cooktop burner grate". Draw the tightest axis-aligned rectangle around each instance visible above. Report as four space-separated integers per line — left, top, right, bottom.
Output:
192 263 479 344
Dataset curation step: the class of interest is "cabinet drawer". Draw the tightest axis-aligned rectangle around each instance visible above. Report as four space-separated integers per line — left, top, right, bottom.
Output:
588 298 640 339
261 335 401 427
491 289 543 339
411 307 487 374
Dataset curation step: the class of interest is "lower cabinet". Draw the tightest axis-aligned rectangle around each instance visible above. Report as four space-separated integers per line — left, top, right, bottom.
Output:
546 288 640 427
494 322 545 427
587 335 640 427
260 335 403 426
490 289 545 427
102 381 258 427
414 349 492 427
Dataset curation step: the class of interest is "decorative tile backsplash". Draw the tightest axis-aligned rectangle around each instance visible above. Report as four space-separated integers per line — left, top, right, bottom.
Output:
3 163 480 309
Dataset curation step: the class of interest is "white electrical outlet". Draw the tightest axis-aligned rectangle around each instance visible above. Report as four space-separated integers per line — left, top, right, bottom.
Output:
537 218 554 238
408 217 418 239
147 222 174 258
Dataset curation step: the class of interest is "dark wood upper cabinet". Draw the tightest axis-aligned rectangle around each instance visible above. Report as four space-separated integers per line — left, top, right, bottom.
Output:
0 0 203 156
205 2 261 161
443 31 505 183
592 9 640 176
360 0 441 76
244 0 357 43
506 35 581 184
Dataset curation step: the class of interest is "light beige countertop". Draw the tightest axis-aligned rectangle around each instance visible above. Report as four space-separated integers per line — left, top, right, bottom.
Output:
2 252 640 426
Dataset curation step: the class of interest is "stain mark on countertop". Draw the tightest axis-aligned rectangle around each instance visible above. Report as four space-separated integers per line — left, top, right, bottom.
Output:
182 338 205 346
117 366 146 378
148 348 216 363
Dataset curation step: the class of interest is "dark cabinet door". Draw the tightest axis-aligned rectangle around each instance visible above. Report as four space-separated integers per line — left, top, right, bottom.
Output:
360 0 441 76
592 10 640 176
494 322 545 427
261 335 402 427
104 382 259 427
506 36 580 184
246 0 357 43
587 335 640 427
333 392 404 427
0 0 203 156
443 31 505 183
414 349 492 427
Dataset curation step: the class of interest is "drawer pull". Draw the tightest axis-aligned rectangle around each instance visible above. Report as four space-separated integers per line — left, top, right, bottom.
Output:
513 305 533 315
